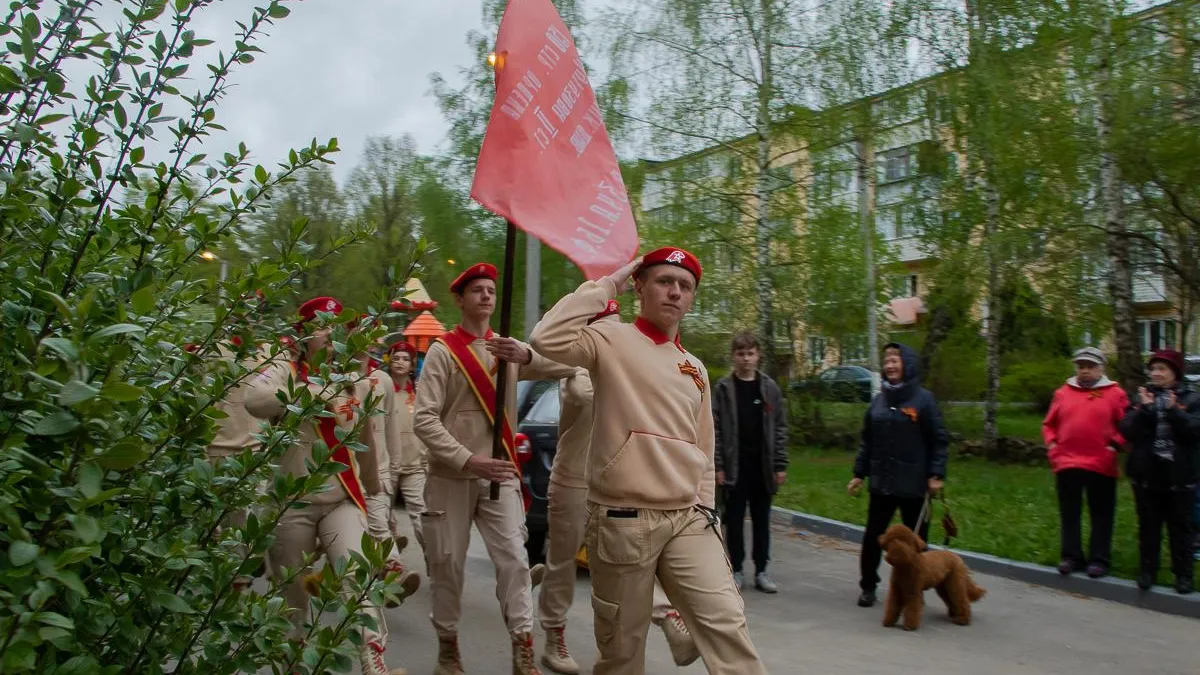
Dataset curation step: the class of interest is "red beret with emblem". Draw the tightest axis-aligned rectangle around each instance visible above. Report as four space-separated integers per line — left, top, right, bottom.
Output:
296 296 344 324
589 300 620 324
449 262 498 295
389 340 417 358
635 247 702 284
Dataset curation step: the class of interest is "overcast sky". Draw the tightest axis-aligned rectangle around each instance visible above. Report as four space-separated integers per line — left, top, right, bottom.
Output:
186 0 488 182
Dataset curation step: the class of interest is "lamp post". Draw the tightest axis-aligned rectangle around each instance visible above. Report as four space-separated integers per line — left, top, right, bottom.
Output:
201 250 228 299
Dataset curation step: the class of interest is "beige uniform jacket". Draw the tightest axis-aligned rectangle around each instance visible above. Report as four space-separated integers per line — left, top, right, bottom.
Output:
384 378 426 475
208 343 267 458
243 355 380 504
361 368 394 487
531 279 716 511
414 326 576 480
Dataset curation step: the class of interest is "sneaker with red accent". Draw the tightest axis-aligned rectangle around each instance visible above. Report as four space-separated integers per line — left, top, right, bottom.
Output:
510 632 542 675
360 640 406 675
654 609 699 666
540 627 579 674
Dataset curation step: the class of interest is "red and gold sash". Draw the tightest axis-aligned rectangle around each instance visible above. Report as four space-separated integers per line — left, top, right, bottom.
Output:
295 361 368 513
436 329 519 473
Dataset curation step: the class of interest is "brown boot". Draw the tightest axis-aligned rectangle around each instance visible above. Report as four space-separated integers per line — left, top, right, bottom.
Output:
654 609 700 666
511 632 542 675
434 635 464 675
530 563 546 588
382 559 420 608
540 627 579 674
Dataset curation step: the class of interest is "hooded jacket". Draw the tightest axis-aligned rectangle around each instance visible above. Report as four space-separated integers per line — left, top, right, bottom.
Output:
853 343 949 498
1042 376 1128 477
1120 384 1200 490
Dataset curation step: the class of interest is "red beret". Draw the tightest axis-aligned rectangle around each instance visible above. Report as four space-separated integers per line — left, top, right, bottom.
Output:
589 300 620 324
297 296 344 324
450 262 498 295
635 247 701 284
389 340 417 358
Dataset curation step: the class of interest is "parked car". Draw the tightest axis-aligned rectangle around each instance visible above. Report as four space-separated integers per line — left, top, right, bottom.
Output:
514 382 560 566
516 379 556 424
1186 355 1200 385
791 365 878 402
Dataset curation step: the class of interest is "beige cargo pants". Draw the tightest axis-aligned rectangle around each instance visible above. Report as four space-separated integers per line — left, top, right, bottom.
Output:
269 499 387 644
586 503 765 675
395 469 427 548
539 482 675 629
422 474 533 637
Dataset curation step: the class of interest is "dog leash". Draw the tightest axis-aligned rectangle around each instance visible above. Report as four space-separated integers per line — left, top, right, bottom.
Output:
914 492 932 537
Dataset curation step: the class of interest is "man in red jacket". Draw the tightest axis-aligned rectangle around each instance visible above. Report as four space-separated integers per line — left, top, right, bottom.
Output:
1042 347 1129 579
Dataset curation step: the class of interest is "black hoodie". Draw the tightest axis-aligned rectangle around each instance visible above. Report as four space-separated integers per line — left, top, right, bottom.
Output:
853 342 950 498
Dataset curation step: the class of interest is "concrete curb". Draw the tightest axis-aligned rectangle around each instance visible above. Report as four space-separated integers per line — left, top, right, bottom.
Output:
770 506 1200 621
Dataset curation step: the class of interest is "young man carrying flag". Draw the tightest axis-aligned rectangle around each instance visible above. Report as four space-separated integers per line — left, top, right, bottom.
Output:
414 263 574 675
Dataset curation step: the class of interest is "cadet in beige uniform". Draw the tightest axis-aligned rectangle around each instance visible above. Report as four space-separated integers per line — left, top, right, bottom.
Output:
359 346 412 568
414 263 573 675
385 340 427 549
532 248 765 675
537 302 698 674
243 296 412 675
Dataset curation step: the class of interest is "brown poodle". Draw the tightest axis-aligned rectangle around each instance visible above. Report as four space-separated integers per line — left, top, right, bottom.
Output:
878 524 986 630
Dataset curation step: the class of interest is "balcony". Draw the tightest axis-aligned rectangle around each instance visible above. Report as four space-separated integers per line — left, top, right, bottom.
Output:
890 235 930 263
1133 272 1167 305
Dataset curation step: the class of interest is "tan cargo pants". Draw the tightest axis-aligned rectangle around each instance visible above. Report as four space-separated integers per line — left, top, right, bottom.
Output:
540 483 675 629
422 474 533 637
366 480 403 565
586 503 765 675
269 499 386 644
395 470 427 549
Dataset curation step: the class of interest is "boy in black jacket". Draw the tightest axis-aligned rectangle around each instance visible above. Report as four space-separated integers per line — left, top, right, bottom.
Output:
848 342 949 608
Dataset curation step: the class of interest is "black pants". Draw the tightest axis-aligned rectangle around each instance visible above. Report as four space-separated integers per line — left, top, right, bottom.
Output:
1132 485 1196 582
1055 468 1116 567
860 492 929 592
725 479 773 574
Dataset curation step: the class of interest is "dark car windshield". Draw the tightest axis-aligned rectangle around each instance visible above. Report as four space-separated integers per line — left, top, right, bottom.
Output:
524 384 561 424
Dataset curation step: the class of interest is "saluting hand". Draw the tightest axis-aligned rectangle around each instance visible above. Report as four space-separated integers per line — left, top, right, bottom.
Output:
605 256 643 295
486 336 533 364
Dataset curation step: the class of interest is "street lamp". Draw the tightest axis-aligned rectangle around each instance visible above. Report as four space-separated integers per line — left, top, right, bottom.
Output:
201 250 229 300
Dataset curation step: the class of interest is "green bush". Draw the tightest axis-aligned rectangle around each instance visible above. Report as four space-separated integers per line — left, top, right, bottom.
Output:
924 327 987 401
1000 359 1067 412
0 3 416 673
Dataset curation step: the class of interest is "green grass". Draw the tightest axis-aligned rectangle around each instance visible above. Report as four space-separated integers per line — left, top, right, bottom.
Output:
776 446 1198 583
795 401 1046 441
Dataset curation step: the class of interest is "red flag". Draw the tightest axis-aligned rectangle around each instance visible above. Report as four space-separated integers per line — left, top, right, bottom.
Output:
471 0 638 280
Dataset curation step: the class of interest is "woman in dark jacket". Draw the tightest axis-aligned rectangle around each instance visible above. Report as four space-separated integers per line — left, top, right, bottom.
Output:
1120 348 1200 594
847 342 949 607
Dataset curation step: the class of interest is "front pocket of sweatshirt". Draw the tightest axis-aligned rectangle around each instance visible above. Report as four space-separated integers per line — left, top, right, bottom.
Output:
599 432 707 505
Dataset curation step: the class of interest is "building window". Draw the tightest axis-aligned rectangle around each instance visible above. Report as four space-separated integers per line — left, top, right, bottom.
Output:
808 336 828 368
877 146 916 184
888 274 918 298
841 335 868 363
1137 319 1177 354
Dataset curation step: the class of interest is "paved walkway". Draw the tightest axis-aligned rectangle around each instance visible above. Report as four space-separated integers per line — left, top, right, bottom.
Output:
378 519 1200 674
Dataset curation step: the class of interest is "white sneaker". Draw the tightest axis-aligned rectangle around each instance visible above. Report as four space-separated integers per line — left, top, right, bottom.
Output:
360 640 406 675
540 627 580 674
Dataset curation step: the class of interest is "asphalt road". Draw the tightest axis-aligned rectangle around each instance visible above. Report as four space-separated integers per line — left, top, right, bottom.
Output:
376 517 1200 674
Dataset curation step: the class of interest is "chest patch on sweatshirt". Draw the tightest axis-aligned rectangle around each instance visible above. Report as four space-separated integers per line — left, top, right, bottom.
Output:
678 360 705 393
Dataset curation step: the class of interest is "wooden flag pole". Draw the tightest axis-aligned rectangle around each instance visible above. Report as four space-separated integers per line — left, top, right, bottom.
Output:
489 220 519 500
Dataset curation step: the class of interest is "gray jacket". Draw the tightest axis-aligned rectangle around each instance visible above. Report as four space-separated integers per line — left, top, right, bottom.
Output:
713 372 789 495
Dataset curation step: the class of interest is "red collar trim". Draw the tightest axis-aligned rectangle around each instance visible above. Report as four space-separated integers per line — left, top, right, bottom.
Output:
454 324 494 342
634 316 685 352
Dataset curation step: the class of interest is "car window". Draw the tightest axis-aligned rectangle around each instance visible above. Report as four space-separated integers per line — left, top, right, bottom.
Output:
835 368 859 381
524 384 561 424
1187 358 1200 377
819 370 838 382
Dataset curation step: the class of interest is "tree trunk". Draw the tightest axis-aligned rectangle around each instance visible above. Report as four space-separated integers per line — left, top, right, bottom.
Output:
856 137 880 380
982 179 1001 452
1095 9 1141 396
754 0 776 374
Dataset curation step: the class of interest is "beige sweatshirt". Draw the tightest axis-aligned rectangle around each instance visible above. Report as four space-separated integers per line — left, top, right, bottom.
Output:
207 343 267 459
384 377 426 475
531 279 716 510
551 368 593 489
243 355 380 504
414 326 575 480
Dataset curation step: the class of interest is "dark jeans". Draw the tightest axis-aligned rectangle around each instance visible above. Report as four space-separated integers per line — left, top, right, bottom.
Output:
1132 485 1196 582
859 492 929 593
725 479 773 574
1055 468 1116 567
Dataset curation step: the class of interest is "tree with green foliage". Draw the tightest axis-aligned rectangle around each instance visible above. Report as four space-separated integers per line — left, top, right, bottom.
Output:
0 2 417 672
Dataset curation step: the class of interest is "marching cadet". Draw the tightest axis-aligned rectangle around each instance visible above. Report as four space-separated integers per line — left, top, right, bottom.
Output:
413 263 574 675
537 301 699 674
385 340 428 550
243 296 415 675
531 248 765 675
357 335 413 570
